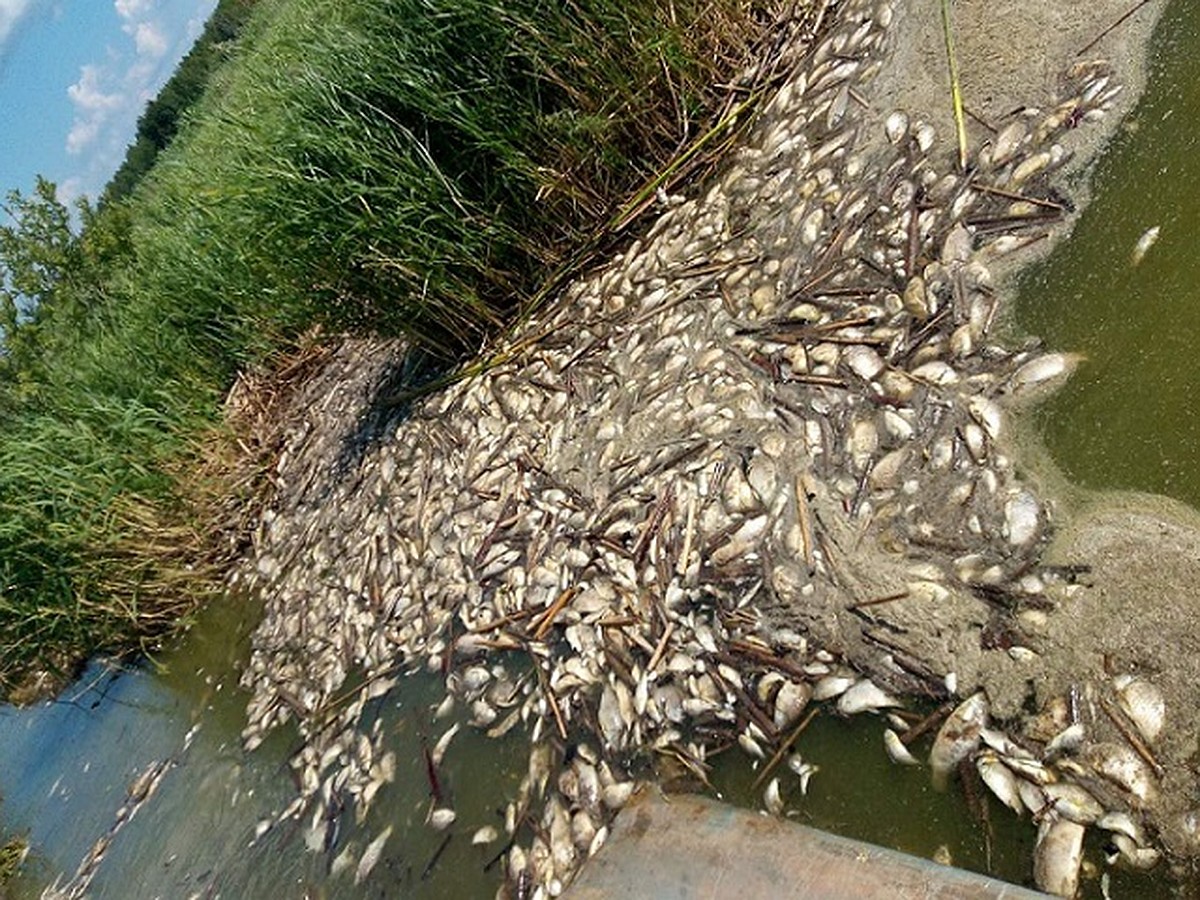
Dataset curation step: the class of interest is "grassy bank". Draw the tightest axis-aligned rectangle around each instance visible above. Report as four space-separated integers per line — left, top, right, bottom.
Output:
0 0 794 698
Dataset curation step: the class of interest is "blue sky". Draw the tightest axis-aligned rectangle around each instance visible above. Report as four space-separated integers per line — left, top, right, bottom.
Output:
0 0 217 207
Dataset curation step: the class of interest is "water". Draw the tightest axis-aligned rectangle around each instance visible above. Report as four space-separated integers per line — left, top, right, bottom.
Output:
0 597 529 898
0 596 1179 899
1015 0 1200 509
2 3 1199 898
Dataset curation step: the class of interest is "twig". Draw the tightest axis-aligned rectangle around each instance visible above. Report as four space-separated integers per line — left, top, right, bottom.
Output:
899 701 954 746
847 591 911 611
752 707 819 790
794 474 816 572
1077 0 1155 57
531 587 578 640
1099 695 1165 779
421 833 454 881
939 0 969 172
646 621 676 674
970 181 1066 211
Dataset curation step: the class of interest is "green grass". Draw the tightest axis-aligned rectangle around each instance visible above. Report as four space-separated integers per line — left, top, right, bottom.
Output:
0 0 792 697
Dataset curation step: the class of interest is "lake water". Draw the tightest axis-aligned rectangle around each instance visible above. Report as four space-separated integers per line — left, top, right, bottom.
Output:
2 1 1198 897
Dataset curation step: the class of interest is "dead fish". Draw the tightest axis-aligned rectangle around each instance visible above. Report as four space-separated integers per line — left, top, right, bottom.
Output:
786 753 818 795
428 808 457 831
738 727 767 760
773 679 812 730
812 672 856 701
976 751 1024 815
1097 810 1147 847
763 777 785 816
1006 352 1082 402
885 110 909 144
1033 815 1085 897
1045 782 1104 825
598 680 634 750
1111 833 1162 870
602 780 635 811
1004 490 1040 546
1114 674 1165 744
471 825 499 845
930 692 989 790
1044 722 1086 759
837 679 902 715
1085 743 1159 804
1131 225 1160 266
431 722 460 767
911 360 959 386
883 729 920 766
355 824 393 885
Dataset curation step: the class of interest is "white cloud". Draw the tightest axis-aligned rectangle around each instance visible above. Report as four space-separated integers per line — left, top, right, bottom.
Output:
0 0 35 52
65 65 123 155
131 20 166 58
113 0 153 21
63 0 216 198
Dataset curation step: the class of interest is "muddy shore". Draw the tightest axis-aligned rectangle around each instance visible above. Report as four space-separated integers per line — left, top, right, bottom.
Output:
212 0 1200 896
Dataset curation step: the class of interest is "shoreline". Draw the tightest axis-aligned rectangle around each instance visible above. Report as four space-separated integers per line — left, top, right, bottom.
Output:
220 0 1200 895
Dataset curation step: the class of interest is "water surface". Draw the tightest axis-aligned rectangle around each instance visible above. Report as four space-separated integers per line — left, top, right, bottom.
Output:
1015 0 1200 508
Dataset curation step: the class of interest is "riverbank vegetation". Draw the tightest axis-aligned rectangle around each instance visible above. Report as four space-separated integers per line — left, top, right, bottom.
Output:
0 0 798 699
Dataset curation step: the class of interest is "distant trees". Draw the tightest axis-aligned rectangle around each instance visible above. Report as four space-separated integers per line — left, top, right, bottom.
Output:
102 0 260 204
0 177 132 402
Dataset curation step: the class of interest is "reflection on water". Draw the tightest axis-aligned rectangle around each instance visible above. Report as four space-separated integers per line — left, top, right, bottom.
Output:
0 593 539 898
1015 0 1200 508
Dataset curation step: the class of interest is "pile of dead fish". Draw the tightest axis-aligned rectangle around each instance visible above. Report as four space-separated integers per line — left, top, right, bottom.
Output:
224 0 1166 896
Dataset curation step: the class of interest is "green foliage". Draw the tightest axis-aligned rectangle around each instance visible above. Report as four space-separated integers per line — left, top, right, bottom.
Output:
102 0 261 204
0 0 775 695
131 0 764 353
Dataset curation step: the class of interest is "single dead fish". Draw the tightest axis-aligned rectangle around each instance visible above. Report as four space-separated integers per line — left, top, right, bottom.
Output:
354 825 393 885
976 750 1023 815
1131 225 1160 266
930 692 989 790
883 729 920 766
1033 815 1085 897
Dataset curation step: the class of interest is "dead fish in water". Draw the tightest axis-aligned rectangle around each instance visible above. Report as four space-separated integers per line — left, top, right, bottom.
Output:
1005 352 1083 403
883 729 920 766
1033 815 1085 897
837 679 902 715
355 824 393 885
471 825 499 845
930 692 989 790
1131 225 1160 265
1045 782 1104 825
976 751 1023 815
763 777 785 816
786 754 819 795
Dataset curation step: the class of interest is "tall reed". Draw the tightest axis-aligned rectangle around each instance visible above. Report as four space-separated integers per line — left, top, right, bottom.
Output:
0 0 790 695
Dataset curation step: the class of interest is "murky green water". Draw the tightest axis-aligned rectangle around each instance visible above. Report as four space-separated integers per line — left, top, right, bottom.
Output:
1015 0 1200 508
2 3 1198 898
0 598 1172 899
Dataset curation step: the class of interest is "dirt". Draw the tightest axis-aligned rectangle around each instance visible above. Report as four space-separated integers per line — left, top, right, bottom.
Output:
874 0 1200 861
873 0 1162 279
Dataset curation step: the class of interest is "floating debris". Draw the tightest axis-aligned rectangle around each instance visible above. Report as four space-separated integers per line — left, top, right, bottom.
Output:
218 1 1167 897
1131 224 1160 265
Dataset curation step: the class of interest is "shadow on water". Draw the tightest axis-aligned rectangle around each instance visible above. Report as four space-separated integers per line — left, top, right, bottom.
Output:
1015 0 1200 508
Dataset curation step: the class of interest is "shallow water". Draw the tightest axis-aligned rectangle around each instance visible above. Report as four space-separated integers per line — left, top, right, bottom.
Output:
2 3 1199 899
1015 0 1200 509
0 595 1178 900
